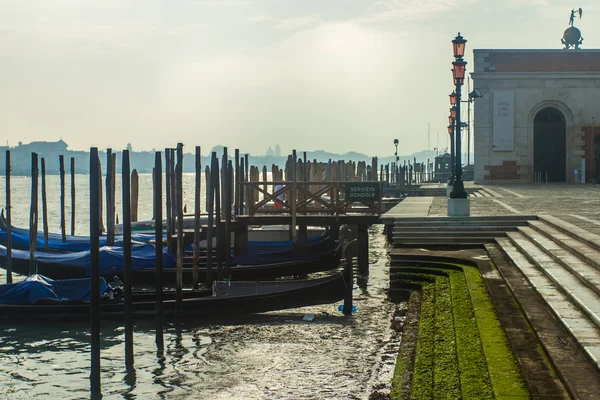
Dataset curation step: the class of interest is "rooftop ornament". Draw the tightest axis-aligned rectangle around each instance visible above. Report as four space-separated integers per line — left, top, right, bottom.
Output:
562 8 583 49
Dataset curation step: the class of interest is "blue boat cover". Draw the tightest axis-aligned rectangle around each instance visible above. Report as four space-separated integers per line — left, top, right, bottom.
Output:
0 228 157 252
0 275 107 304
0 243 176 275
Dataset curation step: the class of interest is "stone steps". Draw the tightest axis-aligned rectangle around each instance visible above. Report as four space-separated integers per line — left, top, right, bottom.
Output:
493 217 600 372
392 215 536 222
391 215 537 246
393 225 520 232
538 215 600 252
528 220 600 271
506 231 600 329
394 231 505 239
496 236 600 370
517 226 600 296
394 238 495 246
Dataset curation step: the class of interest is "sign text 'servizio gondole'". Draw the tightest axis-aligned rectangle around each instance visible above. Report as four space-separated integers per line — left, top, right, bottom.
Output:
345 182 380 201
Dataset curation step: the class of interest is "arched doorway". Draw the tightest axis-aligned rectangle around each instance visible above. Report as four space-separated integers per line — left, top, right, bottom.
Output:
534 107 566 182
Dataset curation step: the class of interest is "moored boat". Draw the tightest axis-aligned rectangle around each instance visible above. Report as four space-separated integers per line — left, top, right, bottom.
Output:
0 243 341 283
0 271 347 319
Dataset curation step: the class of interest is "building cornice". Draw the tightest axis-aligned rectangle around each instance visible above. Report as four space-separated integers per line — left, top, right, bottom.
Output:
470 72 600 80
474 49 600 54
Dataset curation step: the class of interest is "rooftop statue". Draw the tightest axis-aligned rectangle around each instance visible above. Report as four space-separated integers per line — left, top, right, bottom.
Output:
562 8 583 49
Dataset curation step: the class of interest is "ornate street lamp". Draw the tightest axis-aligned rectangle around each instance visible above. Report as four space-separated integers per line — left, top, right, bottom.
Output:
452 32 466 58
449 91 458 106
394 138 399 162
450 32 468 199
450 105 457 120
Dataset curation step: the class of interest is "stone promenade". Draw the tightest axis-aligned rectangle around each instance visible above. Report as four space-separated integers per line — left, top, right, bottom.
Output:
428 183 600 232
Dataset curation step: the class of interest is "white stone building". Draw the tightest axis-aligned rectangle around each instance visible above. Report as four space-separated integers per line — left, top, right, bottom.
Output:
471 49 600 183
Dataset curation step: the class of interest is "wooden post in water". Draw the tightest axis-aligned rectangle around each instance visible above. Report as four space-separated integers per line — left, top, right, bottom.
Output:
165 149 172 248
225 160 233 276
291 150 297 243
106 149 115 245
89 147 101 396
262 165 267 200
70 157 76 236
214 154 222 281
206 152 217 288
29 153 39 275
343 239 355 316
358 224 369 275
239 157 245 214
175 143 184 317
41 158 49 251
97 156 104 234
193 146 201 290
169 149 177 247
153 152 164 348
244 154 249 183
205 165 210 212
234 149 240 215
59 155 66 241
5 150 12 283
122 150 134 368
131 169 139 222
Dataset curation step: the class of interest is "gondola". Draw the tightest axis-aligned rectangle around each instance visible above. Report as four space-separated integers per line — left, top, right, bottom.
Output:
0 243 341 283
0 271 347 319
0 211 331 255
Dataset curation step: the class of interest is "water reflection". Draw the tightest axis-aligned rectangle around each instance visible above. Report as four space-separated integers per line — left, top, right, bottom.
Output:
0 226 399 399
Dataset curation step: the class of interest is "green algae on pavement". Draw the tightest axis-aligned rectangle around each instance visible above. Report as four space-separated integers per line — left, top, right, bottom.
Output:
389 262 529 399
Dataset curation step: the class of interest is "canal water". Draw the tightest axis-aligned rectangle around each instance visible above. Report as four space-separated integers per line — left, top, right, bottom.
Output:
0 174 401 399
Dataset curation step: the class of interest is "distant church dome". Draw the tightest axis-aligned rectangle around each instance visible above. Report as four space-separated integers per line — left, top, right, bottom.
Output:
563 26 582 46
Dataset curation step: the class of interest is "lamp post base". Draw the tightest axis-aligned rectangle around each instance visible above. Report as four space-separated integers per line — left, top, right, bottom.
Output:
448 198 470 216
450 178 469 199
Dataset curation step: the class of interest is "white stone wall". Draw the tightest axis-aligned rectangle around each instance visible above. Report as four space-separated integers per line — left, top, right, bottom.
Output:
471 69 600 183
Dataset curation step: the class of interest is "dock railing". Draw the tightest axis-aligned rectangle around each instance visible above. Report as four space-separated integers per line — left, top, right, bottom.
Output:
241 181 382 217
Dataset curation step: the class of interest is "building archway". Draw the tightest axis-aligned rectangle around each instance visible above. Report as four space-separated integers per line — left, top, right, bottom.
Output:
533 107 566 182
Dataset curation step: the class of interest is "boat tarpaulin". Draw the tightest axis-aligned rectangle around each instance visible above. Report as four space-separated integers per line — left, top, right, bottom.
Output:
0 275 108 304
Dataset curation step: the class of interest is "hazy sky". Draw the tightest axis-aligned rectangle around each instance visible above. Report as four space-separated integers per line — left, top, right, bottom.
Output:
1 0 598 157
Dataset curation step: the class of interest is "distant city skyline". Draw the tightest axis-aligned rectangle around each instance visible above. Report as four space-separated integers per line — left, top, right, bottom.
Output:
1 1 596 157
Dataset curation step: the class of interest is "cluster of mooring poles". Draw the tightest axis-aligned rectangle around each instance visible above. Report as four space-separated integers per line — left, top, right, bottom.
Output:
3 150 80 283
3 145 385 397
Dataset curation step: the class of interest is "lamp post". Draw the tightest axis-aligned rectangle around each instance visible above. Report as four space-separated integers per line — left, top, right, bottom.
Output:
447 123 454 185
450 33 468 199
448 108 456 186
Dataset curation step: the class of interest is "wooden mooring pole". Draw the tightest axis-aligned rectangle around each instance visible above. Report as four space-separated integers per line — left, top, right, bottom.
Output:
357 224 369 275
225 160 233 277
214 152 222 281
131 169 139 223
41 158 49 251
29 152 39 275
59 155 66 242
106 149 114 246
89 147 101 396
70 157 76 236
291 150 297 243
206 152 217 288
165 149 172 251
193 146 201 290
154 152 164 348
234 149 240 215
343 239 355 316
5 150 12 283
122 150 134 368
175 143 184 318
